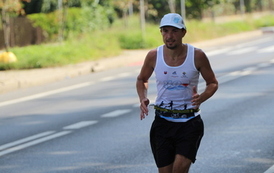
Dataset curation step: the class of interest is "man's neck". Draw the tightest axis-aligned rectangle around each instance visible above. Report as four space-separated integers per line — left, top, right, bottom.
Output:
165 44 186 61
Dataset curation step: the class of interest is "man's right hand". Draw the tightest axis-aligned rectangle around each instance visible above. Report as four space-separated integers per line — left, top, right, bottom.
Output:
140 98 150 120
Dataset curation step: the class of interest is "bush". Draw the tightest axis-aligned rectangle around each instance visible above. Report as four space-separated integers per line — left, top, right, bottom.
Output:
27 12 59 41
1 13 273 71
7 30 121 70
119 32 146 49
28 5 113 41
254 14 274 27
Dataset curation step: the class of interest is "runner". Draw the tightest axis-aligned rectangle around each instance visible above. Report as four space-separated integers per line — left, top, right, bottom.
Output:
136 13 218 173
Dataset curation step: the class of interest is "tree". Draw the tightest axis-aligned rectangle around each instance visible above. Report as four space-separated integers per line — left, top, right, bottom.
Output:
168 0 176 13
185 0 220 19
0 0 30 51
146 0 221 20
22 0 43 14
112 0 134 27
147 0 169 20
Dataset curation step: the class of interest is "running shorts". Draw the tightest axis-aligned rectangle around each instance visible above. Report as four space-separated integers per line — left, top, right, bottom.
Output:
150 114 204 168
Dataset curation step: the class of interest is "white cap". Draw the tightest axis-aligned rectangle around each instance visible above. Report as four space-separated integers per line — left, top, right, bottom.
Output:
159 13 186 29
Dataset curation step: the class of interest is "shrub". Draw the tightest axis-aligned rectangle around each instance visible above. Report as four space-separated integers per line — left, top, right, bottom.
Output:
119 32 146 49
2 13 273 71
28 5 112 41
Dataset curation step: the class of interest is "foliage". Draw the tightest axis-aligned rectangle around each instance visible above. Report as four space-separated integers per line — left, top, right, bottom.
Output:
27 12 58 40
27 4 113 41
253 14 274 27
9 0 274 21
0 0 29 14
147 0 169 21
1 0 274 70
0 0 30 51
23 0 97 14
185 0 220 19
22 0 43 14
0 13 273 70
145 0 222 21
2 31 121 70
119 32 146 49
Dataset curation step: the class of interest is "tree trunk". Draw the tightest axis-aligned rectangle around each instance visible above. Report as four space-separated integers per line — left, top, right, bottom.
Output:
58 0 63 42
269 0 274 11
140 0 145 39
168 0 176 13
1 6 10 52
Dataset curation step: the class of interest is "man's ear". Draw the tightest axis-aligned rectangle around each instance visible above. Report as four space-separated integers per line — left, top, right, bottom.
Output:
182 29 187 37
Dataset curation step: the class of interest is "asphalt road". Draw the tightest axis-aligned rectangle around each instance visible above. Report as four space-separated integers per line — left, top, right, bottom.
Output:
0 33 273 173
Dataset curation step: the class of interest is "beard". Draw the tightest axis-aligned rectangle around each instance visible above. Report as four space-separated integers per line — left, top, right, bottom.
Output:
165 39 178 50
166 43 178 50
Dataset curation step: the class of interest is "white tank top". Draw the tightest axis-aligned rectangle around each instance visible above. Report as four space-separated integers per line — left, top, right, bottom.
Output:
154 44 201 122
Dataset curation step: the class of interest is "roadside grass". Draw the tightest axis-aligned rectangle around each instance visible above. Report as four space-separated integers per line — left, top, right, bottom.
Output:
2 13 274 70
3 31 121 70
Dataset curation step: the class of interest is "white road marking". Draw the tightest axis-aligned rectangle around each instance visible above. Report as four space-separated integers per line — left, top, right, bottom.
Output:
243 67 258 72
117 72 131 77
0 131 55 151
0 53 273 158
217 71 242 84
100 72 132 82
217 67 257 84
100 76 116 82
0 120 99 157
101 109 132 118
215 60 274 85
206 38 272 56
242 67 258 75
257 63 271 68
264 165 274 173
0 131 71 157
0 82 93 107
227 47 255 55
235 37 271 48
63 121 98 130
229 71 243 76
257 45 274 53
206 48 232 57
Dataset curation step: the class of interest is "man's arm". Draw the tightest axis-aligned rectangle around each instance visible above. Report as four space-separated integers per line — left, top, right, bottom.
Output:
192 49 218 108
136 49 156 120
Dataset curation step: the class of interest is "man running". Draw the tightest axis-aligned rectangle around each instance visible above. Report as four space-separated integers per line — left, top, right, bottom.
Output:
136 13 218 173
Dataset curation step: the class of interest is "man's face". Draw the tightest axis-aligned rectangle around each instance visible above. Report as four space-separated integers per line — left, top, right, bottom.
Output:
160 26 186 49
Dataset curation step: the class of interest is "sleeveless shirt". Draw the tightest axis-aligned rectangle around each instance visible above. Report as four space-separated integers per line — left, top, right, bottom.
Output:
154 44 201 122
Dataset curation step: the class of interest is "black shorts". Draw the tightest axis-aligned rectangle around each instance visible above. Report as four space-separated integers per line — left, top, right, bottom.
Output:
150 115 204 168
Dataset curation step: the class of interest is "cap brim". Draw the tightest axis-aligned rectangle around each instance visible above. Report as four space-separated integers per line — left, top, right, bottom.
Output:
160 24 184 29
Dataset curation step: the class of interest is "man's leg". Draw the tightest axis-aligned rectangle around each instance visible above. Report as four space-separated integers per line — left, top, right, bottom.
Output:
172 154 192 173
158 163 173 173
158 154 191 173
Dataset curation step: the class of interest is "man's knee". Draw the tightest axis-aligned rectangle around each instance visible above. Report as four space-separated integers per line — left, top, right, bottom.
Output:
158 163 173 173
173 154 192 173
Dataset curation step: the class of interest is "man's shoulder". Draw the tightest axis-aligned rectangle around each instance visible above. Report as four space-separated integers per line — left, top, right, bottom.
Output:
146 48 158 58
193 46 206 57
193 45 210 70
143 48 158 68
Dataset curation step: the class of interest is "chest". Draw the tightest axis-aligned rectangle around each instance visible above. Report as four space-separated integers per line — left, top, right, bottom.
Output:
163 55 186 67
155 66 198 83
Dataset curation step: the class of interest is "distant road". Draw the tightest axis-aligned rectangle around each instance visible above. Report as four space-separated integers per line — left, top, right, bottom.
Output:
0 30 262 94
0 32 273 173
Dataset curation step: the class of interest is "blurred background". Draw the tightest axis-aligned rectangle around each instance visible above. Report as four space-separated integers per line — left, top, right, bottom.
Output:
0 2 274 172
0 0 274 70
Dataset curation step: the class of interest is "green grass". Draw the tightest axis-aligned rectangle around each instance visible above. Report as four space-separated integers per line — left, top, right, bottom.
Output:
2 31 121 70
1 13 274 70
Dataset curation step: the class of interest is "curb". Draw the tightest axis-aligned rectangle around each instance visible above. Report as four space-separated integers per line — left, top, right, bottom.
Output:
0 30 263 94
